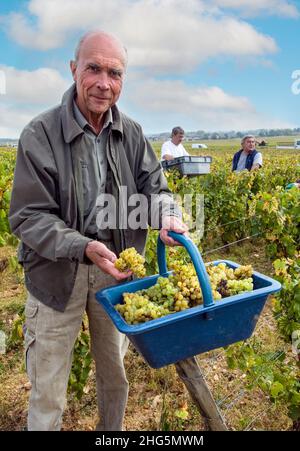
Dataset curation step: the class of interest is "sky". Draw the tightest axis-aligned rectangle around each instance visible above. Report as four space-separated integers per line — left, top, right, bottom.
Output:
0 0 299 138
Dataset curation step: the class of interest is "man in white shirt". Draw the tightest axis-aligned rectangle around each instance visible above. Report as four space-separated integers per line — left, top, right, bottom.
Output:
161 126 189 161
232 135 263 172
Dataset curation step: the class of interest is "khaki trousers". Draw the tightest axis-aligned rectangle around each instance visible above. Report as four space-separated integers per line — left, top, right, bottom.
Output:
24 262 129 431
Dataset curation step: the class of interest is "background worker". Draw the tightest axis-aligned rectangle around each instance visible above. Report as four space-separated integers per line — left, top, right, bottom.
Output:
161 126 189 161
232 135 263 172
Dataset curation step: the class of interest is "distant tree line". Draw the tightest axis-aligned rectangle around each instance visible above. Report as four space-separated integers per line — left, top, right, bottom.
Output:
148 127 300 141
2 128 300 144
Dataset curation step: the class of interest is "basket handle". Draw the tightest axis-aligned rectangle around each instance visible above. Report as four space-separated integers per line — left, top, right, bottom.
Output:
157 231 214 308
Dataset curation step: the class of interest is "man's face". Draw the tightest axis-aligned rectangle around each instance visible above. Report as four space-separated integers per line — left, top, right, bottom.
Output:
242 138 256 153
172 132 184 145
70 34 125 118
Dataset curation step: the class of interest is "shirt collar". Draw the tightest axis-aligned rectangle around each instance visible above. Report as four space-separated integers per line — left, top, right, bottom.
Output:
61 84 122 143
73 99 112 134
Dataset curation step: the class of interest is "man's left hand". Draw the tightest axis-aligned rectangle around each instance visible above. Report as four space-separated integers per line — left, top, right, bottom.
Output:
160 216 189 246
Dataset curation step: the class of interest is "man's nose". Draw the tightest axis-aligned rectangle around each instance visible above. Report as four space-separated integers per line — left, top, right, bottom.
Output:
95 71 109 90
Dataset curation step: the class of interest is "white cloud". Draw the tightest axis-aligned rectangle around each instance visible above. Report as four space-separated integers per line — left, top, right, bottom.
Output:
0 65 70 106
0 70 6 95
1 65 292 138
212 0 300 18
125 77 253 113
0 65 71 138
2 0 278 74
120 75 294 132
0 104 37 139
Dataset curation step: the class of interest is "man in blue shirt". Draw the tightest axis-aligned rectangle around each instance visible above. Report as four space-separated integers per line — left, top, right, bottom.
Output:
232 135 263 172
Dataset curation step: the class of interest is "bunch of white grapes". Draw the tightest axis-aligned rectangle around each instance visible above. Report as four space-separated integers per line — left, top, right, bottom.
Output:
116 259 254 325
114 247 146 278
117 292 170 323
206 263 253 299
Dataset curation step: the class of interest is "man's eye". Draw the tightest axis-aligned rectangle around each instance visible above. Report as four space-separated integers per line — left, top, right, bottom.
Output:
110 69 122 79
88 65 100 73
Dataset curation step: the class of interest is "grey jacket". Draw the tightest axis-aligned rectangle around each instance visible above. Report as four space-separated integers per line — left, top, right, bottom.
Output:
9 84 178 311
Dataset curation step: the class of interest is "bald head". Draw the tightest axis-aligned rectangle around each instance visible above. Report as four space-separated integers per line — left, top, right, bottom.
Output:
70 30 127 134
74 31 128 68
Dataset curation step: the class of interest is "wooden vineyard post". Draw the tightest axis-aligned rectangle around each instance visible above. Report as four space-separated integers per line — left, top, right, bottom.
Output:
175 357 228 431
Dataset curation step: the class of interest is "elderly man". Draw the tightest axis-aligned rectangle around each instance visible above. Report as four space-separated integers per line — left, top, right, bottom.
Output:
9 31 187 431
161 126 189 161
232 135 263 172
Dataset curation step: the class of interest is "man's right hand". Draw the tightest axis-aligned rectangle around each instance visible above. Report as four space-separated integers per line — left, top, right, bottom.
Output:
162 154 174 161
85 241 132 281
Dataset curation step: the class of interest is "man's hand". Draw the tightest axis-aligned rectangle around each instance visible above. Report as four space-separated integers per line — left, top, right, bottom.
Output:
250 163 261 171
162 154 174 161
160 216 189 246
85 241 132 281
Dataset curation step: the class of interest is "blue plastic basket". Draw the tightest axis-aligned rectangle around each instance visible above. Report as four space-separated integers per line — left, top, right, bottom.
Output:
96 232 281 368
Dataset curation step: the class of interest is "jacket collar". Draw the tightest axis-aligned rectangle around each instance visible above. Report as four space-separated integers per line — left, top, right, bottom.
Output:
61 83 123 144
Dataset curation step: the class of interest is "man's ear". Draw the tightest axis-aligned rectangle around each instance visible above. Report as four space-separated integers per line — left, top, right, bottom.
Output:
70 60 77 81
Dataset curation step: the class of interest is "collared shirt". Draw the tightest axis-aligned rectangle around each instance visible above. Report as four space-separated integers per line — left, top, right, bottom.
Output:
161 140 189 160
73 100 112 238
235 150 262 172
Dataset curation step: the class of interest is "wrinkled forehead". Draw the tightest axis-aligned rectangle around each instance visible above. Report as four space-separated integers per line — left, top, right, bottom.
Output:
78 34 127 68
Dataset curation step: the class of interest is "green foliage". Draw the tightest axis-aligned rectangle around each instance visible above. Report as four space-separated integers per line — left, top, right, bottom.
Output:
157 156 300 254
145 229 159 275
225 252 300 427
1 143 300 418
68 322 93 401
8 255 24 283
147 156 300 427
273 256 300 345
159 397 189 431
250 187 300 259
0 149 16 247
7 306 25 351
226 340 300 424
